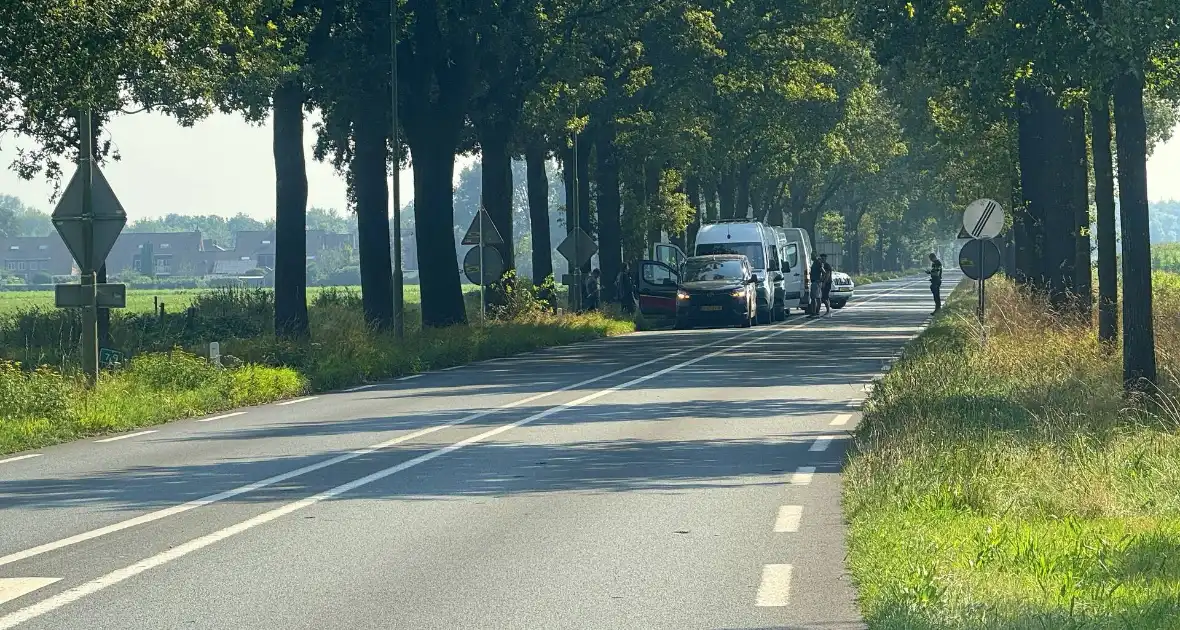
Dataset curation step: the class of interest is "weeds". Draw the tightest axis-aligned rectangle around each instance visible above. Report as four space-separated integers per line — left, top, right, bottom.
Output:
845 273 1180 629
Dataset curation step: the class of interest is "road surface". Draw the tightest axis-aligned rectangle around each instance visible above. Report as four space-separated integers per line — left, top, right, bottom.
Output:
0 275 947 630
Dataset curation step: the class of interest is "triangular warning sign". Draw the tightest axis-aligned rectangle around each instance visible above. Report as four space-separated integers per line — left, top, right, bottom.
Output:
461 209 504 246
957 226 971 239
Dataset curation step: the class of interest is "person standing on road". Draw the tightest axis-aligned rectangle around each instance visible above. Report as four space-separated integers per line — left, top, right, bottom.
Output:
820 254 834 317
808 254 824 318
925 253 943 313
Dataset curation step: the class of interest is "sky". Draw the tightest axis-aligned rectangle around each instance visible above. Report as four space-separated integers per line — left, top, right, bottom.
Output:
0 109 1177 220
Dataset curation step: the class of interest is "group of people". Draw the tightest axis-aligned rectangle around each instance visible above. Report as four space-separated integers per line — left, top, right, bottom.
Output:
808 253 835 317
580 265 637 314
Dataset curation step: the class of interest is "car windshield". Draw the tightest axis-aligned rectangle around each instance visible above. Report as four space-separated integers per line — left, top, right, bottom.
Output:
695 242 765 268
683 259 745 282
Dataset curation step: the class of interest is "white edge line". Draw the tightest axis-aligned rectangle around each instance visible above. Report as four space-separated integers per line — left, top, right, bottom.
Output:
93 431 157 444
0 282 933 626
276 396 319 406
397 374 423 381
0 454 41 465
440 366 462 371
197 412 246 423
755 564 793 607
0 278 924 575
0 578 61 607
773 506 803 533
342 384 377 393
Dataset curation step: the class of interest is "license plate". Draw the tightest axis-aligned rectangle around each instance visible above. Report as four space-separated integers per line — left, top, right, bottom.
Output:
700 305 723 311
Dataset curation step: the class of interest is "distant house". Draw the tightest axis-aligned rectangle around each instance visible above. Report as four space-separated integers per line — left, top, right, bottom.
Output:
107 231 209 276
229 230 357 270
0 236 74 280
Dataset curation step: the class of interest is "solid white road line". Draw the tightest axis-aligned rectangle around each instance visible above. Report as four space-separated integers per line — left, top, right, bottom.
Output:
0 579 60 607
809 436 835 452
276 396 319 406
440 366 463 371
790 467 816 486
0 279 923 584
196 412 245 423
773 506 803 533
342 384 377 393
397 374 422 381
830 414 853 426
755 564 793 607
94 431 156 444
0 455 41 465
0 306 823 628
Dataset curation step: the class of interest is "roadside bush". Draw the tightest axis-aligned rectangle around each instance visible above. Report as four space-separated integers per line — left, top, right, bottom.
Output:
488 270 549 320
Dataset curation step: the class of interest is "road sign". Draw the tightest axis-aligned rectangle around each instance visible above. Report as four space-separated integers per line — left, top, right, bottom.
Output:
461 210 504 246
957 226 971 239
557 228 598 267
962 198 1005 240
463 245 503 285
54 283 127 308
99 348 125 368
51 163 128 272
958 239 1001 281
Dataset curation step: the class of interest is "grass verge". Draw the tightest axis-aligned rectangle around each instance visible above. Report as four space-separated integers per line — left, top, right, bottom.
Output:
852 268 923 286
844 272 1180 629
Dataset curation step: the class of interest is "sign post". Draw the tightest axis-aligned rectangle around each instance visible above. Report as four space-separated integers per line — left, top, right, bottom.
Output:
461 207 504 322
960 199 1005 346
51 110 128 385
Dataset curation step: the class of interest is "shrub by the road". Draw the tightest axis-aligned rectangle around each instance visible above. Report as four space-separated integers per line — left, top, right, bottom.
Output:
844 272 1180 628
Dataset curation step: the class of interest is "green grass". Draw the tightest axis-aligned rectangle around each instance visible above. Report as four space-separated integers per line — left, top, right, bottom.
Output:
852 269 924 286
844 273 1180 629
0 284 486 314
1155 242 1180 273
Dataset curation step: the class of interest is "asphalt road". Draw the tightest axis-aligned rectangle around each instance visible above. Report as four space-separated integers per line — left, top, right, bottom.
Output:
0 274 950 630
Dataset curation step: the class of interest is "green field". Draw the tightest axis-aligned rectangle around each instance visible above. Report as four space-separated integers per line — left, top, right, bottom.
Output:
0 284 487 314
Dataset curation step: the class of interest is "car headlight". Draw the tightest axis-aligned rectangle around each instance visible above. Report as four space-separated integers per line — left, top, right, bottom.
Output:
677 290 690 301
730 287 747 298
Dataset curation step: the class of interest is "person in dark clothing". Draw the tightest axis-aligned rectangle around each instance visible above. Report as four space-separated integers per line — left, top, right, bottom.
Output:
583 268 601 311
821 256 834 315
616 263 636 315
808 255 824 317
925 253 943 313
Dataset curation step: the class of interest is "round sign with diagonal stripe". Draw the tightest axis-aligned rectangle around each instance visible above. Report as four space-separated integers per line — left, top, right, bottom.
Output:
962 198 1005 239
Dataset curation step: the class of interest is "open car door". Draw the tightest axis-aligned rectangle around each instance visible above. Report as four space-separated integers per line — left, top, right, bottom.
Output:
637 260 679 317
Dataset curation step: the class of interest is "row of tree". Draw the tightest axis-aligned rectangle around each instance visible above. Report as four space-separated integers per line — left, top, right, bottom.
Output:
1 1 1177 389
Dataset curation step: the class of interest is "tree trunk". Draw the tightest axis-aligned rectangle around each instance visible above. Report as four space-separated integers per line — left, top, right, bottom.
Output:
1042 96 1076 307
577 137 592 274
686 175 701 249
736 165 751 219
273 79 311 338
1091 90 1118 346
596 126 622 300
409 134 467 327
525 140 552 285
479 125 515 280
1068 104 1093 316
1015 85 1046 288
352 104 395 330
703 179 717 224
1113 70 1157 391
718 169 736 219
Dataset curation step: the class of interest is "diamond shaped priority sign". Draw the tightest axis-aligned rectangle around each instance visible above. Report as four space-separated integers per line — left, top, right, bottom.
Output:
557 228 598 267
51 164 127 272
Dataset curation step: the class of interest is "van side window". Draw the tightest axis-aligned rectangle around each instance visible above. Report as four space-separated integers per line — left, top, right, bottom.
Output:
768 245 781 271
785 243 799 269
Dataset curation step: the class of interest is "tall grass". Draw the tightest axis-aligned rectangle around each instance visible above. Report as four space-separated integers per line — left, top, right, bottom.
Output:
844 273 1180 629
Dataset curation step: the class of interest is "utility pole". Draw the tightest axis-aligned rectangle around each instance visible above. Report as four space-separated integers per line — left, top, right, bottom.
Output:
571 99 582 312
79 110 98 385
390 0 404 338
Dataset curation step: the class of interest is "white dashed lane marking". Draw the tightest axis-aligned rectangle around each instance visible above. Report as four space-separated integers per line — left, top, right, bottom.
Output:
276 396 319 406
773 506 803 533
197 412 245 423
809 436 835 452
94 431 156 444
830 414 853 426
755 564 793 607
0 454 41 465
790 467 815 486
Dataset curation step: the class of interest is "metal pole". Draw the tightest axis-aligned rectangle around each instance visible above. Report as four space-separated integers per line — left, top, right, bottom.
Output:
391 0 404 338
571 99 581 313
79 110 98 385
479 205 485 323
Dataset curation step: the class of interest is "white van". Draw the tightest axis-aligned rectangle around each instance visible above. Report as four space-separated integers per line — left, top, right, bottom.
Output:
693 220 783 323
777 227 814 311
